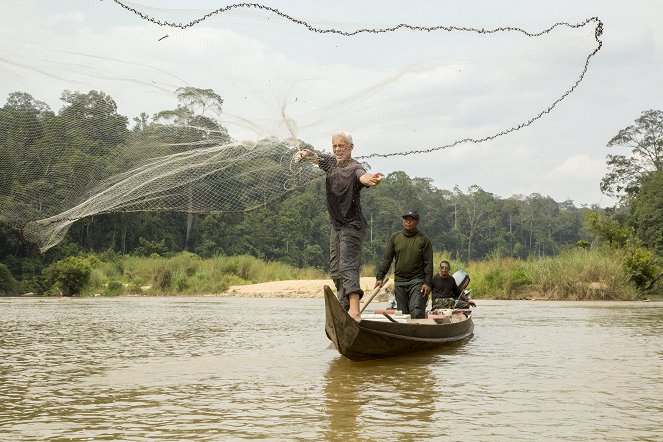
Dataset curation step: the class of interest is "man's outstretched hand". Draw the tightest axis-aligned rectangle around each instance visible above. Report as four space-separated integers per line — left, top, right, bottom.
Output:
361 172 382 187
294 149 319 163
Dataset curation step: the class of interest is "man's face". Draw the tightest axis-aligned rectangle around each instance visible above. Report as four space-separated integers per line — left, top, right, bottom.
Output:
402 216 419 232
439 263 450 276
332 135 353 163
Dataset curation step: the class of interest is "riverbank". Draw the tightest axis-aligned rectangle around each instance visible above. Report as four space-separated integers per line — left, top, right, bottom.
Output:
9 249 657 300
219 279 659 301
222 277 390 299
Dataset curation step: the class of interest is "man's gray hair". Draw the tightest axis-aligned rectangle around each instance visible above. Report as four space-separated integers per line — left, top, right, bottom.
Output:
332 131 353 145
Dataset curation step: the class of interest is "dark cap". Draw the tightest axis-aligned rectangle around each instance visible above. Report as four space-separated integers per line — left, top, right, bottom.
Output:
402 209 419 220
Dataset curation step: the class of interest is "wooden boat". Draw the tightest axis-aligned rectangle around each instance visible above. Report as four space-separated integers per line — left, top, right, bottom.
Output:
324 285 474 361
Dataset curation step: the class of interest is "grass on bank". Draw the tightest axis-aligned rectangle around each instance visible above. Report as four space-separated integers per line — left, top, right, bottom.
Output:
363 248 642 301
461 248 638 300
45 246 652 300
84 252 326 296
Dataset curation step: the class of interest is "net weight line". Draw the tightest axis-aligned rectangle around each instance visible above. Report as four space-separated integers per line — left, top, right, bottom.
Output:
107 1 603 159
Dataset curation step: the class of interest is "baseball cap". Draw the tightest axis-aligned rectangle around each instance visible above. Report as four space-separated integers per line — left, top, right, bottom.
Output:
402 209 419 219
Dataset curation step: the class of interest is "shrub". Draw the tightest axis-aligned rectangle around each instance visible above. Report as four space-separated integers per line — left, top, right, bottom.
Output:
128 278 145 294
173 270 189 292
105 280 124 296
506 267 532 292
134 237 169 256
624 246 661 291
0 263 19 295
43 256 94 295
154 266 172 291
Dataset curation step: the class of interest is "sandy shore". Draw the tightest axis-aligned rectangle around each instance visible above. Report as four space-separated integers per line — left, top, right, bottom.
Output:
222 277 393 299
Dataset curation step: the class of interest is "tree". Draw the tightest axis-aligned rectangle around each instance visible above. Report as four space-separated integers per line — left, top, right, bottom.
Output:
630 170 663 255
153 86 230 144
151 87 232 249
585 211 631 249
527 193 561 257
453 185 499 261
500 196 525 257
0 93 56 222
132 112 150 132
601 109 663 204
59 90 129 148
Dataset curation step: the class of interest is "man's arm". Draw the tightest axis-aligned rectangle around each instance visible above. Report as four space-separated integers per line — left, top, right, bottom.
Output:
452 280 462 298
451 279 474 306
423 237 434 287
460 293 476 306
420 236 434 296
359 171 382 187
294 148 320 164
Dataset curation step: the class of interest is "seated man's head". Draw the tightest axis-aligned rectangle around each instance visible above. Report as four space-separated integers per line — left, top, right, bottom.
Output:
439 260 451 276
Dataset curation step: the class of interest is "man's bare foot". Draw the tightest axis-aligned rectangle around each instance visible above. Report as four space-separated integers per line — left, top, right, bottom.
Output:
348 292 362 322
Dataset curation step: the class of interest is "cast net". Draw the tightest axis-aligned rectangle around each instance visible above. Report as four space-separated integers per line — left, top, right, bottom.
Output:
0 1 603 252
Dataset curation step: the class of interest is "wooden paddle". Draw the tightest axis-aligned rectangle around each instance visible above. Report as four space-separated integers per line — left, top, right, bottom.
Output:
360 277 390 314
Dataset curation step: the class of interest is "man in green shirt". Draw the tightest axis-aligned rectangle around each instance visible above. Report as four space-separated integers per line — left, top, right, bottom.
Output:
375 210 433 318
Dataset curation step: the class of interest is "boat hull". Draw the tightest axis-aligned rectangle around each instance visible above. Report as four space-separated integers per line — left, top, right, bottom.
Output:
324 285 473 361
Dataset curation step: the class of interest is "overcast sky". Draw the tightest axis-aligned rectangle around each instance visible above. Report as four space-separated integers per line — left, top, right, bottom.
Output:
2 0 662 207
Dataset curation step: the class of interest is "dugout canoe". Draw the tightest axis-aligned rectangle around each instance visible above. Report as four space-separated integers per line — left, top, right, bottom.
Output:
324 285 474 361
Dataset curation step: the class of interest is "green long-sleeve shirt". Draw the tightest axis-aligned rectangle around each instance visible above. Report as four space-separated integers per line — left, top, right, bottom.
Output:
376 229 434 286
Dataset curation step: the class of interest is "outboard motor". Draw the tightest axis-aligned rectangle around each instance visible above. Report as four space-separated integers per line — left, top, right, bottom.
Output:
452 270 470 292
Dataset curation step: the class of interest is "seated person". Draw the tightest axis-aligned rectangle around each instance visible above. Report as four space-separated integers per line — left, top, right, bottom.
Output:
431 260 476 309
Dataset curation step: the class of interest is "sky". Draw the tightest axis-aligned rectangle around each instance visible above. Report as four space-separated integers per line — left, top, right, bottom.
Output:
2 0 662 208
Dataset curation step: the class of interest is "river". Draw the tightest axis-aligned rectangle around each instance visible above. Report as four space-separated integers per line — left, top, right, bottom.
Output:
1 296 661 441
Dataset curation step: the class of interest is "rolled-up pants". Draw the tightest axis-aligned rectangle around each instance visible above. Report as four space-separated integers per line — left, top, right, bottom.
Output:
330 225 365 310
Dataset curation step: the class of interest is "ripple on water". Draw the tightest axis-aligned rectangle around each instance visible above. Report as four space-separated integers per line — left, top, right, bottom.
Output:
1 297 661 440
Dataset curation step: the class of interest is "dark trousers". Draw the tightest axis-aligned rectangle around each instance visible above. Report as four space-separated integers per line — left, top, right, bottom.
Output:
330 225 365 310
394 278 426 319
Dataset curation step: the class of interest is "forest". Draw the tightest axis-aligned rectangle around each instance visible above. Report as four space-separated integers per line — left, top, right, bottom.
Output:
0 88 661 297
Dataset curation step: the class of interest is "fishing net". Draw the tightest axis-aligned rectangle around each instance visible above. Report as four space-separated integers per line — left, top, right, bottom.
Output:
0 1 603 252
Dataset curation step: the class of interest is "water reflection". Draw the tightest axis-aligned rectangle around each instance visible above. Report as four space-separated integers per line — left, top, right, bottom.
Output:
322 344 470 441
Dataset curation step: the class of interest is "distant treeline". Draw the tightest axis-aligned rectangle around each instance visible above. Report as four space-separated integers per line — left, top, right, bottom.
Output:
0 89 661 296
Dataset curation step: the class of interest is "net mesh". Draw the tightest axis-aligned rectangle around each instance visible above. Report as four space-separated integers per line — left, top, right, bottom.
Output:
0 1 603 252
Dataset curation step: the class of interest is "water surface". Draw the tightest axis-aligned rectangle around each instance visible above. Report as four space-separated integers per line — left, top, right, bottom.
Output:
1 297 661 440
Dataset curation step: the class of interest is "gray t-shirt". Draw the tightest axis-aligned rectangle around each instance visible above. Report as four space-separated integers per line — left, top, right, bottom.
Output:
319 154 368 230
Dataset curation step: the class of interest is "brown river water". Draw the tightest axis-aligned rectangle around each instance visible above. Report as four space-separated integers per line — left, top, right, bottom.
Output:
1 296 661 441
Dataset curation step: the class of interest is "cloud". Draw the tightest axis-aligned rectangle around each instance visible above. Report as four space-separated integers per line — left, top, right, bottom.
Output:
1 0 660 208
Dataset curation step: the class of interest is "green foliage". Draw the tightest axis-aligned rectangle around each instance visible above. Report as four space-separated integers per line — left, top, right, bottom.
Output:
630 170 663 255
0 263 19 295
115 252 325 295
145 252 202 293
105 280 124 296
43 256 94 295
87 267 106 293
59 90 129 146
154 266 173 291
506 268 533 291
623 246 661 291
467 248 638 300
134 238 169 257
601 109 663 204
141 253 212 293
7 88 656 301
468 257 532 299
585 211 631 248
